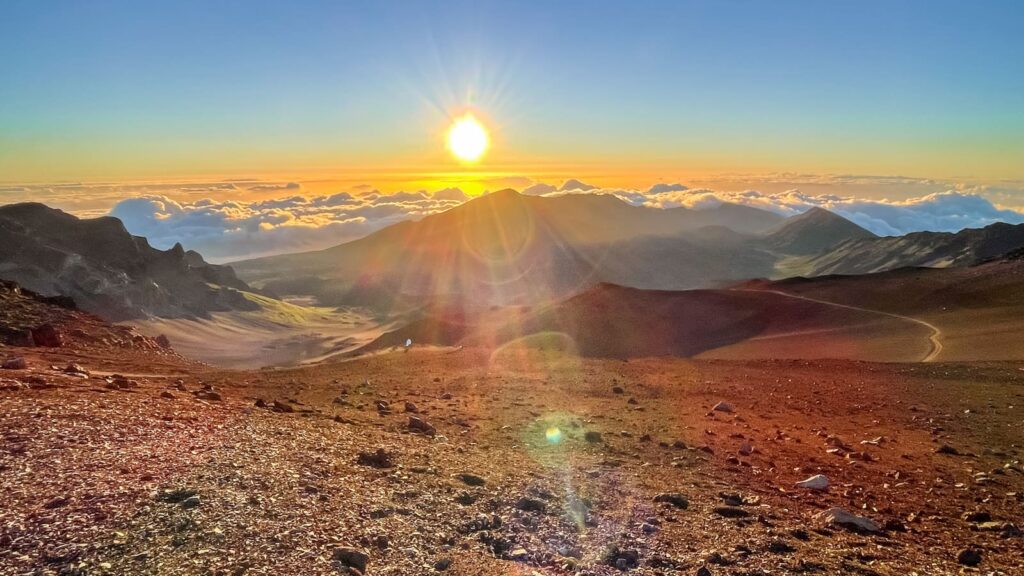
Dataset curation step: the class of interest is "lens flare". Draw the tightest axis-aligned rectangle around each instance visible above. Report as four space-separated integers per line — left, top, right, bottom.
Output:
545 426 563 444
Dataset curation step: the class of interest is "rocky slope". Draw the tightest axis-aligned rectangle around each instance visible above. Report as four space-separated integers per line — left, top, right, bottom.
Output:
0 203 258 320
801 221 1024 275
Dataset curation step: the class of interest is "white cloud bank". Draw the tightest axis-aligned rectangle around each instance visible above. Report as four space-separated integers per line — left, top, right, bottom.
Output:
108 189 465 262
6 176 1023 262
103 180 1024 262
618 188 1024 236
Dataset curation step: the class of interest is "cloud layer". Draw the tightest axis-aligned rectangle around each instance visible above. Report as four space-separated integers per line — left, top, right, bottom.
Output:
6 176 1024 262
614 188 1024 236
109 189 465 262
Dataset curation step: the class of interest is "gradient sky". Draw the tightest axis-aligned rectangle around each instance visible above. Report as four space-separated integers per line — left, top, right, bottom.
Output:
2 0 1023 188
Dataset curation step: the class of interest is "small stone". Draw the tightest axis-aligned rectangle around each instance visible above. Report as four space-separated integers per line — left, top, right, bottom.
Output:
196 390 222 401
654 493 689 509
160 391 175 399
957 548 982 567
696 567 713 576
408 415 436 436
404 401 418 413
63 363 89 376
272 400 294 413
606 547 640 570
766 540 795 554
515 497 546 513
1 356 27 370
713 506 750 518
333 546 369 573
584 431 603 443
936 444 960 455
455 473 486 486
155 488 197 503
712 401 734 413
720 493 743 506
180 496 201 509
434 557 452 571
357 449 394 469
815 507 882 534
509 548 529 561
43 496 70 509
961 510 991 523
612 386 624 394
795 474 829 491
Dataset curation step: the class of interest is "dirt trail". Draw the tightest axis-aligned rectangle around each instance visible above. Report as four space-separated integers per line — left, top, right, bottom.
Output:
736 288 943 362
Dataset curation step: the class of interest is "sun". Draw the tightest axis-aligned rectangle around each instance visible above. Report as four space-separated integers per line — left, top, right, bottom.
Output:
447 113 489 163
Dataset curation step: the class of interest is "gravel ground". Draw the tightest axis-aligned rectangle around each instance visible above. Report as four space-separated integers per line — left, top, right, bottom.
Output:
2 342 1022 575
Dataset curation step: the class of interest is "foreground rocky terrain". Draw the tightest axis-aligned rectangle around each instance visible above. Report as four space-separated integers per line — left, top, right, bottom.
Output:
2 309 1022 575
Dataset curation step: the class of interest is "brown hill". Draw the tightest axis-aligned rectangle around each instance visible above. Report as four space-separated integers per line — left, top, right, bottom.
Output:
742 254 1024 361
361 283 931 362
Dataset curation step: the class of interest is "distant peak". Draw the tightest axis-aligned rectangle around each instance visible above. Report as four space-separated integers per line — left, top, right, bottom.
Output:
559 178 596 191
799 206 836 218
489 188 521 198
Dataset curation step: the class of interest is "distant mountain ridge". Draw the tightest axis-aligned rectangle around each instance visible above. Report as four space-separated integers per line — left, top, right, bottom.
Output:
233 189 787 306
0 202 259 320
800 220 1024 275
234 189 1024 309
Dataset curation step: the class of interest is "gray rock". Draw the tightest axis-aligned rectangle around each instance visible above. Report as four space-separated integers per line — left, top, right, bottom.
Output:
333 546 369 572
455 473 486 486
654 493 689 509
1 356 27 370
795 474 829 491
957 548 982 567
815 507 882 534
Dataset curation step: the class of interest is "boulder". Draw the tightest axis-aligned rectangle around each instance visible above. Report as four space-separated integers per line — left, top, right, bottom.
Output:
31 324 63 347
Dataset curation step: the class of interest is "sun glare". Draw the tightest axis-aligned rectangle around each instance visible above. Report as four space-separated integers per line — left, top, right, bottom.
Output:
447 113 489 163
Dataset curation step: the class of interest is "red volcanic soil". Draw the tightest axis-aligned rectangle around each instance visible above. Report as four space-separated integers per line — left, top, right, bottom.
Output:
2 332 1022 574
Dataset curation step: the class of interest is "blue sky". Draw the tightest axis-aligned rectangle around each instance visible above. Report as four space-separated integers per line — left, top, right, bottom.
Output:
2 0 1023 183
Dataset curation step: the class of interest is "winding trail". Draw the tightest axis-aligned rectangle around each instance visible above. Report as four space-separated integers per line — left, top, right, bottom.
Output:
734 288 943 362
